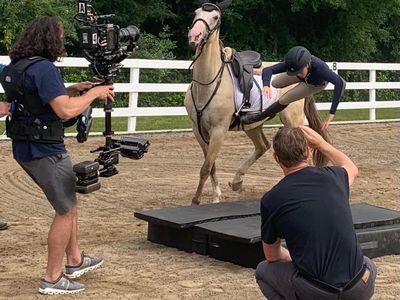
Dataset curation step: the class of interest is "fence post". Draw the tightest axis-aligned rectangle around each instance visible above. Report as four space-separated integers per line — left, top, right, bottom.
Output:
127 67 140 132
369 69 376 121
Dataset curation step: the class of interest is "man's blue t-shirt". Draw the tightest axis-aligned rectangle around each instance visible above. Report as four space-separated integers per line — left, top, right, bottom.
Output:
12 60 68 162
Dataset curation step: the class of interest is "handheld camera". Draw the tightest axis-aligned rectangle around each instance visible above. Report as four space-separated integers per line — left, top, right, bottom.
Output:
73 0 149 194
75 0 140 80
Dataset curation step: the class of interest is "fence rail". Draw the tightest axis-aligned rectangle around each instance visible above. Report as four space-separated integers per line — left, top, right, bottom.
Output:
1 56 399 134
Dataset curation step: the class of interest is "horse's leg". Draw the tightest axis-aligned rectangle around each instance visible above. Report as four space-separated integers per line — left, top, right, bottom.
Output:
279 99 305 127
230 125 270 192
192 127 226 204
197 138 222 204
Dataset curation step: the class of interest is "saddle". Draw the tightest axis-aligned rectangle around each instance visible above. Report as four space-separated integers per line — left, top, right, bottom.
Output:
230 50 262 109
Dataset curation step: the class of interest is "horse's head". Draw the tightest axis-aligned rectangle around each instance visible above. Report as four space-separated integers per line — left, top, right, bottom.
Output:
188 0 232 49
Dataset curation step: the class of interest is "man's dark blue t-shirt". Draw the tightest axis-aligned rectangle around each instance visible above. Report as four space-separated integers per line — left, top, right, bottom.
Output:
12 60 67 162
260 166 363 288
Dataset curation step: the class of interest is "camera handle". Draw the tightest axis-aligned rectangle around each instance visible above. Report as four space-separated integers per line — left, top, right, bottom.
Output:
95 77 114 148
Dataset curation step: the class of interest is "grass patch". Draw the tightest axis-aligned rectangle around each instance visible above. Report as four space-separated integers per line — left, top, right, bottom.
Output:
1 108 398 134
320 108 400 122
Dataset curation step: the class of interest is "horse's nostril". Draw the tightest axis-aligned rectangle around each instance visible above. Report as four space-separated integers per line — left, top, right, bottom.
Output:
195 33 202 42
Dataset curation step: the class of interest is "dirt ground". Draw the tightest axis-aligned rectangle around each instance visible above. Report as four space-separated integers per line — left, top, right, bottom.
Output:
0 122 399 299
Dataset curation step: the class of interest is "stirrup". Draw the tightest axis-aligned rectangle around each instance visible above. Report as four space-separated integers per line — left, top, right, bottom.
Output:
242 102 251 109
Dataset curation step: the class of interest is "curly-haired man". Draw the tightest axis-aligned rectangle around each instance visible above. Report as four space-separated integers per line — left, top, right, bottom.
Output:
1 16 115 294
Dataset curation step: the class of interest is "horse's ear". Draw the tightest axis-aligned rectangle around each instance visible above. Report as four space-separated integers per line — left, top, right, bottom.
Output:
197 0 208 6
216 0 232 10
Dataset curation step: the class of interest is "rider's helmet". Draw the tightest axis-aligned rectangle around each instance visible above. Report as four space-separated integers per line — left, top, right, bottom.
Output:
284 46 312 76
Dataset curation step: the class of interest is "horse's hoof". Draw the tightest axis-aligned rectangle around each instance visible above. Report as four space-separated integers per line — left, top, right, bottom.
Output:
191 199 200 205
229 180 243 192
212 198 220 204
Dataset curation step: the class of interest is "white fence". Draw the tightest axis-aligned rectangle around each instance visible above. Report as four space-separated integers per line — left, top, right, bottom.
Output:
1 56 399 134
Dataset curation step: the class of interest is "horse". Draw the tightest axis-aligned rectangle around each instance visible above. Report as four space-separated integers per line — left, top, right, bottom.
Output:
184 0 328 204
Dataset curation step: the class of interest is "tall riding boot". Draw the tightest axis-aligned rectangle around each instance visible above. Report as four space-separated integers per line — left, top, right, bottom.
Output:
240 101 288 125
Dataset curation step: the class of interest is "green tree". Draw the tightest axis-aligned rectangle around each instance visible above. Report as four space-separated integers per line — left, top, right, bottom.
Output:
0 0 75 54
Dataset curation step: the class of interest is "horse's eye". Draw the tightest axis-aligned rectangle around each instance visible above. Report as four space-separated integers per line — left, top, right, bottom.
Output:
213 16 219 20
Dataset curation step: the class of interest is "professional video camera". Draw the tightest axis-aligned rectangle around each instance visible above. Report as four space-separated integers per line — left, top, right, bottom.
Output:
72 0 149 194
74 0 140 80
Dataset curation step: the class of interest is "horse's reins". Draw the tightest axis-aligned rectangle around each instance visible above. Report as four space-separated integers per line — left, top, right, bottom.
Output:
189 13 225 144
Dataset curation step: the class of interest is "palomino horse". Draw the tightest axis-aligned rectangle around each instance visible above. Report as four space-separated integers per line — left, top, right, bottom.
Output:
185 0 327 204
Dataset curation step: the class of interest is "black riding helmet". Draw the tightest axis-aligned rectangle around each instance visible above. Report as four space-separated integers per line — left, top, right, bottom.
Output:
285 46 312 76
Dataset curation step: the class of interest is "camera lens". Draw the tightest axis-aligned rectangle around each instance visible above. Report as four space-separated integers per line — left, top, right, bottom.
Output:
119 25 140 43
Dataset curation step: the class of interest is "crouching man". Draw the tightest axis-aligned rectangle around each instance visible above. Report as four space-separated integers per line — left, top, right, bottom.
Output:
255 126 376 300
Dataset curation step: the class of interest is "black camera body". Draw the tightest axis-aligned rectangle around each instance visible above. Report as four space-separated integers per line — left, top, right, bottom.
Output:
73 0 149 194
75 0 139 79
79 24 139 52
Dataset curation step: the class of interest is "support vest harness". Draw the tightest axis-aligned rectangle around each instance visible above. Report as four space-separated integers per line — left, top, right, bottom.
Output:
0 57 64 143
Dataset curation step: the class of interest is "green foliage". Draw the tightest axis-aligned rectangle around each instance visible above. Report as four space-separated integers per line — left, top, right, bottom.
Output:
0 0 399 113
2 108 399 134
314 69 400 104
0 0 75 54
376 71 400 101
133 29 188 108
1 0 400 61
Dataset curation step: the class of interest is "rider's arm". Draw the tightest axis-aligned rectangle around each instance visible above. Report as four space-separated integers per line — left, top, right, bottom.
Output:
262 62 286 87
320 68 346 115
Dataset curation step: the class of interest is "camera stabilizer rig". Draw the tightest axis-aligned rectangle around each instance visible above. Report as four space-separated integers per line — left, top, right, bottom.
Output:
73 0 149 194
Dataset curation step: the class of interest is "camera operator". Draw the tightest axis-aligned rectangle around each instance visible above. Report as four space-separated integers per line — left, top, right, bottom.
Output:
1 16 114 294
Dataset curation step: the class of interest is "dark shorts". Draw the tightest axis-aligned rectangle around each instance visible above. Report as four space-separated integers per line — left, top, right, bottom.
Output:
18 153 77 214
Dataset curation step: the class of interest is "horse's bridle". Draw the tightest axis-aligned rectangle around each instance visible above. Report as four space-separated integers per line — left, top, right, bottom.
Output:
189 18 221 51
189 3 222 68
189 4 226 144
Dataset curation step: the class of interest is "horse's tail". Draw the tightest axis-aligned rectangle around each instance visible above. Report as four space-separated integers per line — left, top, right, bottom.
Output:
303 96 330 166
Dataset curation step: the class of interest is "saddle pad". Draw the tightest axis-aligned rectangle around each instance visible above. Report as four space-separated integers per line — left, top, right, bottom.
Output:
227 64 277 113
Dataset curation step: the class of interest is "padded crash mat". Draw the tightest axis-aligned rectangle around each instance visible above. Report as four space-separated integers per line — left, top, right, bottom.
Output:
351 203 400 229
134 201 400 267
134 199 260 228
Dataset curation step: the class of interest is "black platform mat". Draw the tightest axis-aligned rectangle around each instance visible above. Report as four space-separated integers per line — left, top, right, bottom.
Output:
135 202 400 230
134 199 260 228
192 203 400 244
196 216 261 243
134 201 400 267
351 203 400 229
195 213 400 266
